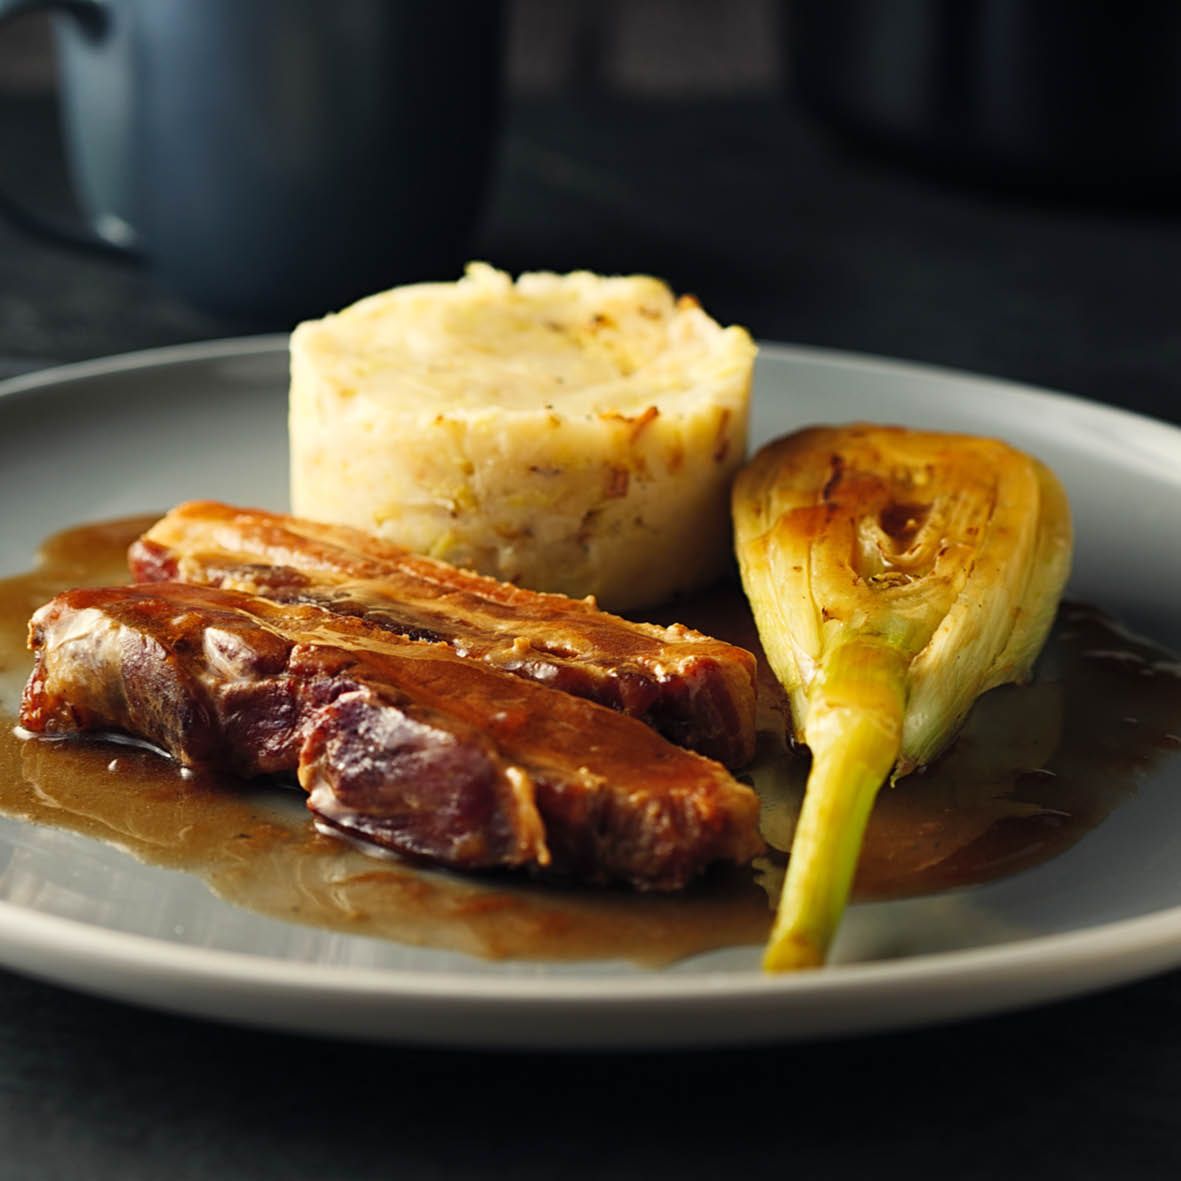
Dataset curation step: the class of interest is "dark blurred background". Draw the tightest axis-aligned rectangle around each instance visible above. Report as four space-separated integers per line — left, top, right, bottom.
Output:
0 1 787 107
2 0 1180 426
3 8 1181 1181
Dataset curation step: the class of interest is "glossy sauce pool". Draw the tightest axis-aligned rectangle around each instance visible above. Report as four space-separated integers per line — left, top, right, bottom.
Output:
1 517 1179 965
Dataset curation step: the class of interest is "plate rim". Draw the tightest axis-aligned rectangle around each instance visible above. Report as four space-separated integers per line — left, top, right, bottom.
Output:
3 332 1180 451
2 880 1181 1003
2 334 1180 1040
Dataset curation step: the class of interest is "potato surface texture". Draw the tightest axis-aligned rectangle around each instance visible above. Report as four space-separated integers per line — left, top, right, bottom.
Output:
289 264 755 611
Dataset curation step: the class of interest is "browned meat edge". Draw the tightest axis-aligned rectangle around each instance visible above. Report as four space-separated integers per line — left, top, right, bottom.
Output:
128 501 758 768
20 583 764 889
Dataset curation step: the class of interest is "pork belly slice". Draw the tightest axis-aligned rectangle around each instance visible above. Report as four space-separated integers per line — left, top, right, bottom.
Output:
129 501 757 768
20 583 763 889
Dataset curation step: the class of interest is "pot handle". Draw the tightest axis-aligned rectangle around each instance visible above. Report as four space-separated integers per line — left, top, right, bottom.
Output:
0 0 139 257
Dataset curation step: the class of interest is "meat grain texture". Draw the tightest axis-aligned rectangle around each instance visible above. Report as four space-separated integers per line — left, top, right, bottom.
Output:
21 582 764 889
130 500 758 768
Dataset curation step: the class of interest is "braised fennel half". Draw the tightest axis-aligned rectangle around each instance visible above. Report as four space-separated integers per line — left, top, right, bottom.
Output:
732 424 1073 970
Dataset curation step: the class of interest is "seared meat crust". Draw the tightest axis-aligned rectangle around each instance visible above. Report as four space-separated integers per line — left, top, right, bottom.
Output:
129 501 758 768
21 583 763 889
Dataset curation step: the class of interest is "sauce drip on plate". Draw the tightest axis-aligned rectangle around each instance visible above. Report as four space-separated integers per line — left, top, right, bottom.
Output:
1 516 1178 964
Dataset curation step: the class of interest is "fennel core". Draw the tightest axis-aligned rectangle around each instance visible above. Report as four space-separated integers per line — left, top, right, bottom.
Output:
732 424 1073 971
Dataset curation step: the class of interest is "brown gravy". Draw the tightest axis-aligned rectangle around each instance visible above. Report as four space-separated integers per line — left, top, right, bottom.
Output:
1 516 1179 964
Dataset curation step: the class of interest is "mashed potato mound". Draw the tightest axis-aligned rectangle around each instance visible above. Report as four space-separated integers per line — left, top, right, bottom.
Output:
289 263 756 611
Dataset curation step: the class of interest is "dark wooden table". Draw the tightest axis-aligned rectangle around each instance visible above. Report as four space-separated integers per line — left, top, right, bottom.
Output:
2 93 1181 1179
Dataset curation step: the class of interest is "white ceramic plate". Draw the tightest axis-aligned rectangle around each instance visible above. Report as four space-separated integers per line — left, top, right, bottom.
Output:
0 337 1179 1049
